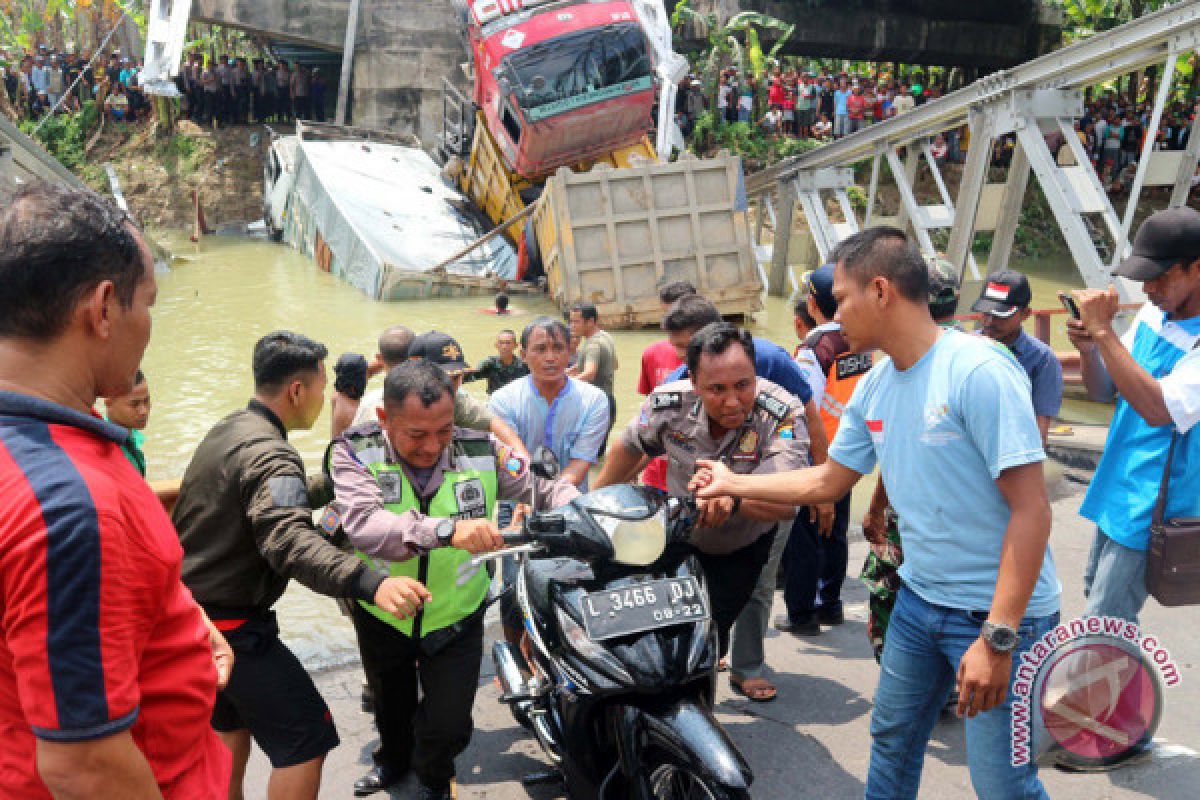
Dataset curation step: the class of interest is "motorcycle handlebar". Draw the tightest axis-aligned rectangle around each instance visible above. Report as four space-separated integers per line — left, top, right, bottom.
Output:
502 529 533 546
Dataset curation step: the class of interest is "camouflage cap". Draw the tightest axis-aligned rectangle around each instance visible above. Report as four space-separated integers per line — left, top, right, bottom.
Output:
926 254 960 307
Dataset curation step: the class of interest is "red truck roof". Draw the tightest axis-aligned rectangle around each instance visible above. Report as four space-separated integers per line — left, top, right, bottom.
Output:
465 0 656 178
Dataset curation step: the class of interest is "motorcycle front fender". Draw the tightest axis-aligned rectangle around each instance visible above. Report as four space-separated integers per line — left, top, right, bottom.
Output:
606 699 752 798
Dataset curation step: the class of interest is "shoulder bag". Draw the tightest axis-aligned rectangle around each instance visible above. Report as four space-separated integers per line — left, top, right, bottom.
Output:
1145 430 1200 606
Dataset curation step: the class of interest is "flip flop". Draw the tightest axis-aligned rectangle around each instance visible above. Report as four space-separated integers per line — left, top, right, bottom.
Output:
717 658 728 673
730 677 778 703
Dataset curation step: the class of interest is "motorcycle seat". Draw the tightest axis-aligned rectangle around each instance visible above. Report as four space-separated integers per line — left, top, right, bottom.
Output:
524 557 591 614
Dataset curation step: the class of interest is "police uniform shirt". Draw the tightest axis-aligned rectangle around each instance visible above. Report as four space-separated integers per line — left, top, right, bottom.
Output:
620 378 810 555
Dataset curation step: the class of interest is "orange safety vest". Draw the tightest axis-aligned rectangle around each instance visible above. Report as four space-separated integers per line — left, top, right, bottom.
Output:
818 350 874 442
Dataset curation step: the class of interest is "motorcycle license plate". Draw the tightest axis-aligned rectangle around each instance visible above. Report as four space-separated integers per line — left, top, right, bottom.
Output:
580 577 709 641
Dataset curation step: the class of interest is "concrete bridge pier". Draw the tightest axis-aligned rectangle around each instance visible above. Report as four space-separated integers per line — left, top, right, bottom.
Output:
191 0 466 146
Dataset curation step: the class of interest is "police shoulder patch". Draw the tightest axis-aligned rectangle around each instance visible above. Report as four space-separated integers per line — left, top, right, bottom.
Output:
651 391 682 411
755 391 790 421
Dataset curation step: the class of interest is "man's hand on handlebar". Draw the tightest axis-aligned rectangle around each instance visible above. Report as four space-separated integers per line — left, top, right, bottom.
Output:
451 519 505 554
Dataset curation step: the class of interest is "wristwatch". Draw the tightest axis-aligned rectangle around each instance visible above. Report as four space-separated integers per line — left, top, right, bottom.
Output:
981 621 1019 654
435 518 455 547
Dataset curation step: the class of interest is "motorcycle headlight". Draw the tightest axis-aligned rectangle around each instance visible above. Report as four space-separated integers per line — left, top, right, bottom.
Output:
554 605 633 685
597 510 667 567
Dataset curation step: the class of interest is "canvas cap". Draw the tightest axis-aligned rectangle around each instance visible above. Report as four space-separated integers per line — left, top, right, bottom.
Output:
926 255 961 306
408 331 471 375
1115 207 1200 281
971 269 1032 318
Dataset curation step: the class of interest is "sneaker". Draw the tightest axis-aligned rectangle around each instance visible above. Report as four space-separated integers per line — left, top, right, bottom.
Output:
774 614 820 636
816 606 845 626
416 782 453 800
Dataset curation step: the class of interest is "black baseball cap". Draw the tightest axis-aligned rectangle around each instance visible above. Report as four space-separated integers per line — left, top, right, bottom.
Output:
408 331 470 375
1115 208 1200 281
971 270 1032 318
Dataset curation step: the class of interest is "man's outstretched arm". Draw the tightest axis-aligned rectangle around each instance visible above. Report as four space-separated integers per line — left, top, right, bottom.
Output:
690 458 862 508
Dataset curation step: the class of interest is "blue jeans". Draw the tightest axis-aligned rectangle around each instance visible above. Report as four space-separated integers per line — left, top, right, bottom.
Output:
867 586 1058 800
1083 527 1148 625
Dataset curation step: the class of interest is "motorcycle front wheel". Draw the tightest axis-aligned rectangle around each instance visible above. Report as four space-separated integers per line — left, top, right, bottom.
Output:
647 762 750 800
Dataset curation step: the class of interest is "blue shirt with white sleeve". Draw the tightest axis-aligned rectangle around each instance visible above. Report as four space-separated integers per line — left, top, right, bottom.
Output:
829 329 1061 617
1079 304 1200 550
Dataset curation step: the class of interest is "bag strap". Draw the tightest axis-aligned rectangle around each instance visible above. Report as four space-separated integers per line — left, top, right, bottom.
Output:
1152 432 1179 527
1152 336 1200 526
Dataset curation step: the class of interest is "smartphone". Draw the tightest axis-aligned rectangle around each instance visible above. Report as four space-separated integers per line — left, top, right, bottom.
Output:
1059 291 1081 320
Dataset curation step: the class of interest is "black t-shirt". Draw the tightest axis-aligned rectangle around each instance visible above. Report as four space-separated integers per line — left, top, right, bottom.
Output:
818 88 835 115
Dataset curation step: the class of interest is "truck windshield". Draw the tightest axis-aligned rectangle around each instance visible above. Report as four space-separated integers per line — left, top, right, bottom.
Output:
501 23 652 122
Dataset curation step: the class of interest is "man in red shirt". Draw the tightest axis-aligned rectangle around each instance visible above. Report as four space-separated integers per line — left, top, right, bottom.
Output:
637 281 695 490
846 84 867 135
0 183 232 799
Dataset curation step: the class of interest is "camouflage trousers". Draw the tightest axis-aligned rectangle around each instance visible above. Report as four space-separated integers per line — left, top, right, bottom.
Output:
859 511 903 662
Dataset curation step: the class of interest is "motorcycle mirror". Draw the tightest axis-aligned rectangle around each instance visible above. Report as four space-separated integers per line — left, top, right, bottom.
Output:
531 446 560 480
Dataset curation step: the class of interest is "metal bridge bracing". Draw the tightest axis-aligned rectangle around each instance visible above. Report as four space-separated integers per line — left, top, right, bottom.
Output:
749 0 1200 306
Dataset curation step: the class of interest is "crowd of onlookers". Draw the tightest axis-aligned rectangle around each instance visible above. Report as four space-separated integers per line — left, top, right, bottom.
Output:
173 52 331 127
674 66 947 143
0 45 330 128
0 45 150 122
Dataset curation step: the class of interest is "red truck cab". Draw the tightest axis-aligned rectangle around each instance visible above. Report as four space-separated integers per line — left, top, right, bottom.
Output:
465 0 657 179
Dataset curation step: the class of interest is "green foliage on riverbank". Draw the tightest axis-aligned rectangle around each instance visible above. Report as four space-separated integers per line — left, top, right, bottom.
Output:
688 111 820 167
18 100 98 173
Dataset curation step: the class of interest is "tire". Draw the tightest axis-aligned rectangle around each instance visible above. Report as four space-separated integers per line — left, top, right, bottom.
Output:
646 761 750 800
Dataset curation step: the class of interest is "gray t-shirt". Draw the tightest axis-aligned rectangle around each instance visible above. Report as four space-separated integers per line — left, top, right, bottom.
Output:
578 330 618 396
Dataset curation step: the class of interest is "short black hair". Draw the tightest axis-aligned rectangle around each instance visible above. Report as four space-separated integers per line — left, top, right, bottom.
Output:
495 292 510 311
793 297 817 329
659 280 697 305
686 322 756 378
521 316 570 349
572 302 598 322
663 294 721 334
498 328 517 340
377 325 414 367
830 227 928 305
253 331 328 392
0 183 143 339
383 360 453 410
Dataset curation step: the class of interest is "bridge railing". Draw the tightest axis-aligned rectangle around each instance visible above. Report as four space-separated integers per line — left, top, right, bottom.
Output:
748 0 1200 312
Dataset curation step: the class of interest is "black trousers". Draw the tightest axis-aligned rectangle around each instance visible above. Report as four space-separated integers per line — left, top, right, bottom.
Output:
695 529 776 657
350 602 483 787
783 493 852 622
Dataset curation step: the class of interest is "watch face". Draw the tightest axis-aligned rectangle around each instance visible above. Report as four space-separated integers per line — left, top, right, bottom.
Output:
989 625 1019 651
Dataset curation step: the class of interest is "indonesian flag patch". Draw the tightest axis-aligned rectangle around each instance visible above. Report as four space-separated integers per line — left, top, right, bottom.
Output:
985 282 1011 302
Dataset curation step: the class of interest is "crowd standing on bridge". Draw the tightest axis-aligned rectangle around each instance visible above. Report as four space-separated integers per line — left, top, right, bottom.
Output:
1 180 1199 799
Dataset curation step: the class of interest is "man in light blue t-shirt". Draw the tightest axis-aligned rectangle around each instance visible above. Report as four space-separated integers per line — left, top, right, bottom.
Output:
1069 208 1200 629
692 227 1059 800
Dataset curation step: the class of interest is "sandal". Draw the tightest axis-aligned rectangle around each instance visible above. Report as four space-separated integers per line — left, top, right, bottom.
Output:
730 677 778 703
717 658 728 672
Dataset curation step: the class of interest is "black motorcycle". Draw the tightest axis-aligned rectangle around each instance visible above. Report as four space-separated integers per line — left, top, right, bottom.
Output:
471 451 753 799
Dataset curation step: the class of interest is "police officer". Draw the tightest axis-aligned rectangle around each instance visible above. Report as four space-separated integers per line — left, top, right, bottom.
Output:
329 360 579 799
173 331 430 799
594 323 811 670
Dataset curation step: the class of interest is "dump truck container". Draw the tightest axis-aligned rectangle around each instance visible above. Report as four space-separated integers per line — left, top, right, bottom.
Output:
534 152 762 328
